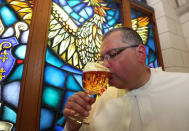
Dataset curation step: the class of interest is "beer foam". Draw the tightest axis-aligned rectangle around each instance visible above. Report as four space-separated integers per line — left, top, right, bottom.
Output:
83 62 110 72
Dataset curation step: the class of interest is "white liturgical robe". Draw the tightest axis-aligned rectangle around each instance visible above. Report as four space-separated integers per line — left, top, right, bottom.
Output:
64 68 189 131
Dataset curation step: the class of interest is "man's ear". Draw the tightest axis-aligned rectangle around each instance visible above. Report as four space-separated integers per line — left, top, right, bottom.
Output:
136 44 146 63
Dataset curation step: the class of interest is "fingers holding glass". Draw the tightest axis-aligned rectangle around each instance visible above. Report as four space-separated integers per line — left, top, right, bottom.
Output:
63 92 94 124
64 62 111 125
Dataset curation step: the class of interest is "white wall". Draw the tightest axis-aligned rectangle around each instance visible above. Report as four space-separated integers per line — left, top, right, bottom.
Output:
146 0 189 72
178 0 189 54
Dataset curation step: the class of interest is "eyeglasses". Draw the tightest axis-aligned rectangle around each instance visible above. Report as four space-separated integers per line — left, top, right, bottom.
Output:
99 44 139 62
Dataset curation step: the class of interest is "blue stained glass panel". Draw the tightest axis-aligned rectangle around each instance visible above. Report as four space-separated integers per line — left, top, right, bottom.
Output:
155 59 158 68
46 48 64 68
67 1 80 7
103 27 112 34
0 54 15 80
55 125 64 131
148 23 152 28
73 19 80 26
148 38 155 52
71 12 80 20
108 19 116 26
145 46 149 56
40 108 55 130
56 116 65 125
7 64 23 82
14 45 27 59
53 0 59 4
79 9 89 19
131 10 136 19
73 74 82 87
107 10 114 16
103 23 110 28
61 64 82 74
63 5 72 14
106 16 112 21
66 74 82 91
102 2 121 34
2 106 17 123
42 86 63 109
79 17 85 23
3 81 20 107
20 30 29 44
115 10 119 19
44 66 67 88
0 0 5 4
103 23 109 28
0 37 19 82
145 57 148 65
148 62 154 68
85 7 93 17
73 3 86 12
148 51 156 64
59 0 67 6
149 28 153 37
0 6 18 26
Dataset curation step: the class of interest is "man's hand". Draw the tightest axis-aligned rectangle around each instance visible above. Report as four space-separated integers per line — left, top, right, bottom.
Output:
63 92 95 131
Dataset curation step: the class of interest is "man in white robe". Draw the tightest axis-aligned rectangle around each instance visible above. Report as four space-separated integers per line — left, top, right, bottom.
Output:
63 27 189 131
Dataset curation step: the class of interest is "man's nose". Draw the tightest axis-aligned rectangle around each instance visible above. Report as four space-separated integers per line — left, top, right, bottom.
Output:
102 60 110 69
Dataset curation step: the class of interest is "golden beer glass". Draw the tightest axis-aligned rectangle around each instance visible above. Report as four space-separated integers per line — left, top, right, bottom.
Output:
82 62 111 95
70 62 111 125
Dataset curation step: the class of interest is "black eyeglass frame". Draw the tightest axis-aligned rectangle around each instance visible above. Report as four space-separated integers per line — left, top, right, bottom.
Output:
99 44 139 62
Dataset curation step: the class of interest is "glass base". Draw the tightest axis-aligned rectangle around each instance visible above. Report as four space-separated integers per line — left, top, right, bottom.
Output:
69 115 89 125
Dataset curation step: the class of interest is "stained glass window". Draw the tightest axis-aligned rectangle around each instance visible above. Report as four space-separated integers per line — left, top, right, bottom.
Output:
40 0 122 130
0 0 33 130
131 8 159 68
0 0 162 130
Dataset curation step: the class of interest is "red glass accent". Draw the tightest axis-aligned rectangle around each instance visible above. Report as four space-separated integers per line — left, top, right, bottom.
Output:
17 59 23 64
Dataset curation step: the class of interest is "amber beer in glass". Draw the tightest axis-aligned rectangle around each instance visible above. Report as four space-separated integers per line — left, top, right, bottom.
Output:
82 62 111 95
82 71 111 94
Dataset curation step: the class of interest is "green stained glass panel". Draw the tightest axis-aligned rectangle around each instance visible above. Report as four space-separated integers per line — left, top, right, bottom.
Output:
7 64 23 82
42 86 63 110
2 106 17 123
